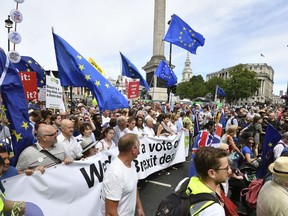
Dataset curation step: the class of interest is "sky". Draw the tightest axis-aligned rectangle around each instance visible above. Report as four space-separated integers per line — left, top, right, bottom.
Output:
1 0 288 96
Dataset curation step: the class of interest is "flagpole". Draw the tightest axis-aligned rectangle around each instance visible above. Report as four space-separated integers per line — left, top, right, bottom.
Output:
167 43 172 102
214 85 218 103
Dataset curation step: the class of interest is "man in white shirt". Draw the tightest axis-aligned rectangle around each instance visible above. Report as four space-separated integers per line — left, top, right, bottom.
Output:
101 110 111 127
57 119 83 160
144 118 155 136
103 133 145 216
273 132 288 159
113 116 128 145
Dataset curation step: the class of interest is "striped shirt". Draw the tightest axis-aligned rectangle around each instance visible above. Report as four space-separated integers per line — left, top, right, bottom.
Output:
16 142 67 171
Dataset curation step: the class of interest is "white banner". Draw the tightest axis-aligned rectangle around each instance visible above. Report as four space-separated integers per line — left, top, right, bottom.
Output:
2 133 186 216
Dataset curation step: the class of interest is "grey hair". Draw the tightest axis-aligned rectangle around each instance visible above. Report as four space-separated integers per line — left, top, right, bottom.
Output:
273 174 288 186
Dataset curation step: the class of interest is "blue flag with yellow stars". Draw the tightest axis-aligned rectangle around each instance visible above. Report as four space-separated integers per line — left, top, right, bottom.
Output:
257 123 282 178
216 86 226 97
0 48 34 166
14 56 46 87
120 52 150 91
155 60 177 87
164 14 205 54
53 33 129 112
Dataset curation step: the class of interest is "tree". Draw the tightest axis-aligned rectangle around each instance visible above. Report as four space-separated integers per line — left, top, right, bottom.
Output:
177 75 207 100
205 76 226 99
224 64 260 103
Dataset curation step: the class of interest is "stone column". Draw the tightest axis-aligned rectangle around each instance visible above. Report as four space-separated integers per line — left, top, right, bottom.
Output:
142 0 168 100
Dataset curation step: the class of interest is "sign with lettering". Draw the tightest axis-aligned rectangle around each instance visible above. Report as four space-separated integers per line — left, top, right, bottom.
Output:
45 75 63 109
126 79 140 99
19 71 38 100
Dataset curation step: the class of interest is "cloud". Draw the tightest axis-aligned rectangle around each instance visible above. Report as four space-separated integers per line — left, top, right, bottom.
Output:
1 0 287 95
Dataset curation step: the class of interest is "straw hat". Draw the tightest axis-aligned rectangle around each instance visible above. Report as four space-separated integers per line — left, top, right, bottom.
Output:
268 157 288 177
80 137 97 153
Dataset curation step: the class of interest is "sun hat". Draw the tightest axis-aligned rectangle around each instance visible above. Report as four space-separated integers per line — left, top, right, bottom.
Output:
80 137 97 153
268 156 288 177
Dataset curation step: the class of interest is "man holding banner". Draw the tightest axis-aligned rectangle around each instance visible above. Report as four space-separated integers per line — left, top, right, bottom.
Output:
102 133 145 216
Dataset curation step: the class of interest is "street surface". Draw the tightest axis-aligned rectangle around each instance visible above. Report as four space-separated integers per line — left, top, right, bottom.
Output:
139 159 191 216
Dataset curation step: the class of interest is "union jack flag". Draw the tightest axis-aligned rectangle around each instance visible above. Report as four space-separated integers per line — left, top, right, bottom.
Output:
211 109 225 148
192 130 214 153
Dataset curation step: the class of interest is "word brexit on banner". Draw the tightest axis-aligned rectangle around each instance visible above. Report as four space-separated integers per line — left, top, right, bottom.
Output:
3 134 185 215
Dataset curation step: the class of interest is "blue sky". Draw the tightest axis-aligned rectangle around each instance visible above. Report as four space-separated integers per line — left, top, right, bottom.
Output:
1 0 287 95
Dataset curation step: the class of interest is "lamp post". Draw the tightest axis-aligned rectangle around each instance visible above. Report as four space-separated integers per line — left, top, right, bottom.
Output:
5 15 13 52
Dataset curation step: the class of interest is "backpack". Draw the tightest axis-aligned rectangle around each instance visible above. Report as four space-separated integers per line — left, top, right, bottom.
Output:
266 142 285 166
240 178 265 209
155 178 219 216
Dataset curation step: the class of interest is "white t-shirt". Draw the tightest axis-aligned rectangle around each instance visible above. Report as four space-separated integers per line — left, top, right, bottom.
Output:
102 157 138 216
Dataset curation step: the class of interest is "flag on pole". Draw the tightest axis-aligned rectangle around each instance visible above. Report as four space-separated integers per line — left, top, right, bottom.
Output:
13 56 46 87
193 112 200 137
0 48 34 166
120 52 150 91
211 109 225 148
52 33 129 112
163 14 205 54
257 123 282 178
216 86 226 97
155 60 177 87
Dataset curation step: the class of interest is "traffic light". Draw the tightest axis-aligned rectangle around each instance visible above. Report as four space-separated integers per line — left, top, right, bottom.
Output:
170 85 177 94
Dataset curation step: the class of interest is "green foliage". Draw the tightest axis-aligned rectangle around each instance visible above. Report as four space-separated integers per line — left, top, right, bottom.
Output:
224 64 261 103
177 75 207 100
176 64 260 103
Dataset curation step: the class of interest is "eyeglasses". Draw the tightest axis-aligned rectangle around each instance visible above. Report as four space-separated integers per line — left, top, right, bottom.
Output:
43 132 57 137
215 165 230 171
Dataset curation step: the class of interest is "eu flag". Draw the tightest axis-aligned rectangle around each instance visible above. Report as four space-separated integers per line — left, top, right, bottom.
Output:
164 14 205 54
14 56 46 87
0 48 34 166
257 123 282 178
53 33 129 112
216 86 226 97
155 60 177 87
120 52 150 91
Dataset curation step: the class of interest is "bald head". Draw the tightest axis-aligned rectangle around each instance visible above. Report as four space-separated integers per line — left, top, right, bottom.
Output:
60 119 74 138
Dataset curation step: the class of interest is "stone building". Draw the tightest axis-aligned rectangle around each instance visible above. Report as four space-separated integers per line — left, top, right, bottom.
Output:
206 63 274 105
181 52 193 82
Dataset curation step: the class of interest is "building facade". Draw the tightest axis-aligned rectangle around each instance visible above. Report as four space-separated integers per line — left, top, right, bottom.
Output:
206 63 274 105
181 52 193 82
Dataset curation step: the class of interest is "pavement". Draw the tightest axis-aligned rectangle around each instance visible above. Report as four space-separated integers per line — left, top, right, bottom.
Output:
138 160 191 216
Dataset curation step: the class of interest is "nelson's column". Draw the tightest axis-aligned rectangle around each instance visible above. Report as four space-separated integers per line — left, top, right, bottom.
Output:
142 0 168 101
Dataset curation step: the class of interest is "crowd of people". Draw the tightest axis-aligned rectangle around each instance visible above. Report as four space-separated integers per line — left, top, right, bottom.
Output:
0 98 288 215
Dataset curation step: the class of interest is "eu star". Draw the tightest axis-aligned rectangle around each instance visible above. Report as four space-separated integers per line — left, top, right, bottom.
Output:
85 75 91 81
77 55 83 60
95 81 101 87
21 121 29 130
79 64 85 71
105 83 110 88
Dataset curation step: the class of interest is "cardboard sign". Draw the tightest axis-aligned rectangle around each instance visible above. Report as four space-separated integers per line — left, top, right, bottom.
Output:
19 72 38 100
126 79 140 99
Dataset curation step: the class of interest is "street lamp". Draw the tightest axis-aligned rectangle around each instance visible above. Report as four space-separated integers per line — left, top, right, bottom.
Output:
5 15 13 52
